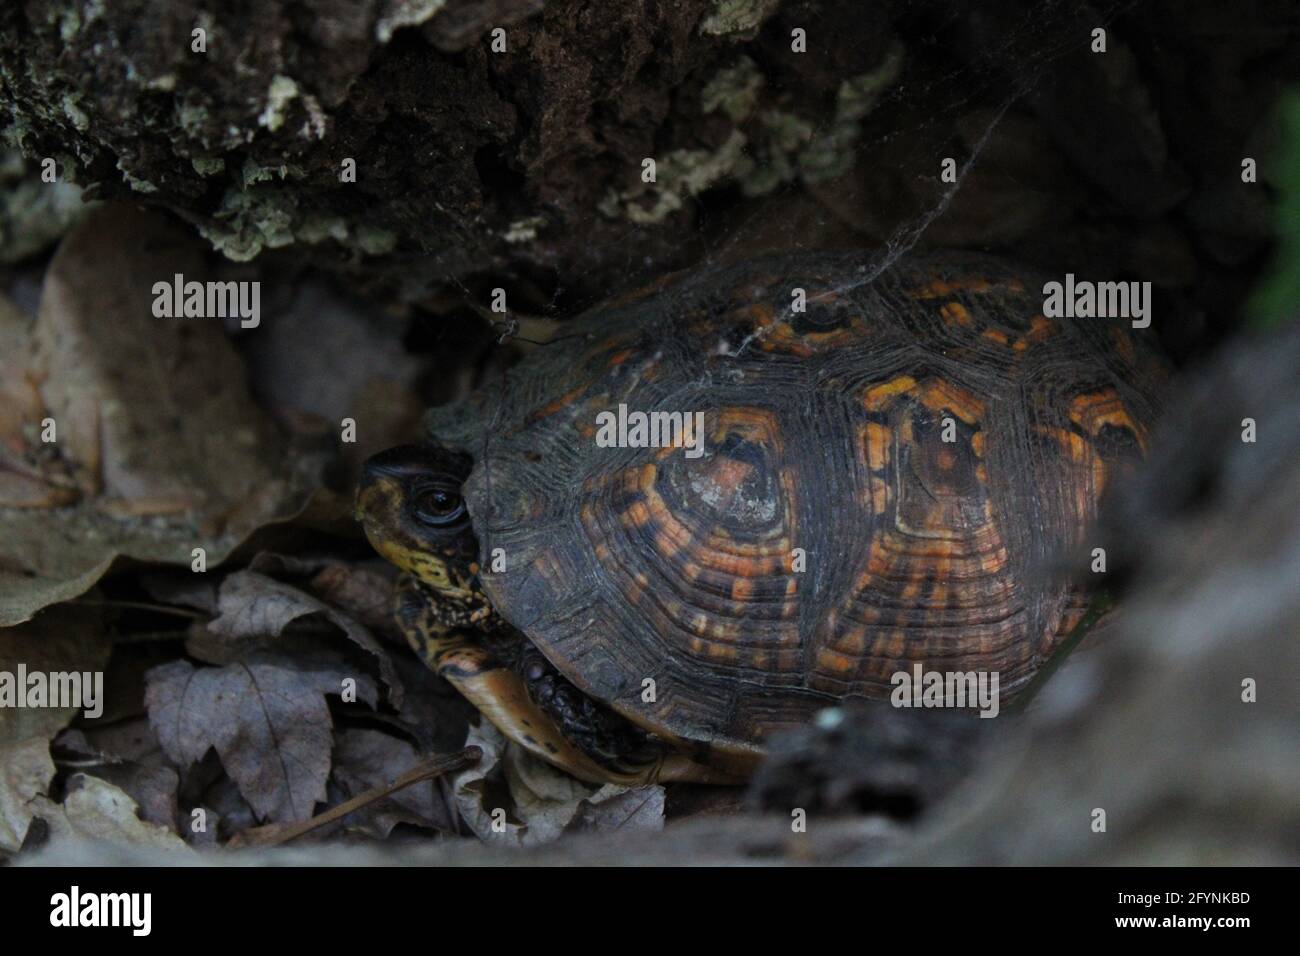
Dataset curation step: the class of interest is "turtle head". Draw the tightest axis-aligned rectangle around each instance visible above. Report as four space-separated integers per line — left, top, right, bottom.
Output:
356 444 485 605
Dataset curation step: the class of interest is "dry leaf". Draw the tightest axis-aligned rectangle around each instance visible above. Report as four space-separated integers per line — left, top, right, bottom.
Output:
0 203 322 626
0 290 77 507
330 728 455 838
0 605 110 851
203 567 403 706
451 721 665 847
307 561 400 634
144 651 376 824
57 719 180 831
569 783 666 834
32 774 190 854
32 203 279 505
0 738 54 854
387 652 474 756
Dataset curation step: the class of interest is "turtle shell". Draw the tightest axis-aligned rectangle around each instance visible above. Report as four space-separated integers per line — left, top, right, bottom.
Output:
426 251 1166 754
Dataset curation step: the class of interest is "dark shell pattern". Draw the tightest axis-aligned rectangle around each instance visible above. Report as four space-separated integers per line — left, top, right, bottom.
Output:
426 251 1166 754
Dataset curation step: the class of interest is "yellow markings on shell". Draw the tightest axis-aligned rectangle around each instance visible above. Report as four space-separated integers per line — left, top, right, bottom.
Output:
624 500 652 527
918 381 984 424
865 422 892 468
863 375 917 411
1038 426 1090 463
940 301 974 327
908 277 990 299
1069 390 1147 451
868 474 889 513
815 646 860 674
830 625 869 655
654 528 683 559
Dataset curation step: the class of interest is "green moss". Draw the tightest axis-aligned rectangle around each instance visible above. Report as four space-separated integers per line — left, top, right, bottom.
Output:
355 225 399 255
198 182 400 261
800 43 904 183
61 92 90 132
117 158 158 193
200 189 297 261
54 6 81 43
600 130 748 224
176 101 210 139
503 215 545 244
191 156 225 177
702 56 764 124
258 75 299 132
0 152 87 263
241 158 289 187
375 0 450 44
297 213 350 245
699 0 781 38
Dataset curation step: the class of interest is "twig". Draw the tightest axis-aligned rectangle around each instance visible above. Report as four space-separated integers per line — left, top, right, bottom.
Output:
227 747 481 848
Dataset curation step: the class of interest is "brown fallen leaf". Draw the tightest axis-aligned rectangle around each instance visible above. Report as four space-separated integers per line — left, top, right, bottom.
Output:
55 719 180 832
0 604 110 852
231 746 479 848
31 774 191 855
0 203 323 627
0 290 78 507
330 728 458 838
451 721 666 847
306 562 400 635
144 651 377 824
33 203 279 506
0 738 55 856
200 566 403 706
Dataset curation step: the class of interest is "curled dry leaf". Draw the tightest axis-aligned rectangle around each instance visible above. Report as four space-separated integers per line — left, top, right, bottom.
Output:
0 738 54 855
451 721 665 847
0 605 110 852
144 651 377 824
0 203 322 627
31 774 190 855
56 719 180 832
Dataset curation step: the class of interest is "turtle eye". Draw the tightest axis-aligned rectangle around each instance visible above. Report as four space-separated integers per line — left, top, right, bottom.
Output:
410 484 467 528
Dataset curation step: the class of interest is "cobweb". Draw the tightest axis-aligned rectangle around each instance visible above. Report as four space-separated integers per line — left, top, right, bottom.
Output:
451 0 1139 544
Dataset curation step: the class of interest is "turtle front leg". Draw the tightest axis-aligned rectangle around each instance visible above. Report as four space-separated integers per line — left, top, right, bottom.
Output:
396 579 733 786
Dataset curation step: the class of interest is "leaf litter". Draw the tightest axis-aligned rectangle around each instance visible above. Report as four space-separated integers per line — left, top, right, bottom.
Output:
1 200 682 859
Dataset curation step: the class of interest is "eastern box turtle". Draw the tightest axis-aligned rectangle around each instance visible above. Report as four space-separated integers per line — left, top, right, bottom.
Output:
356 251 1165 785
